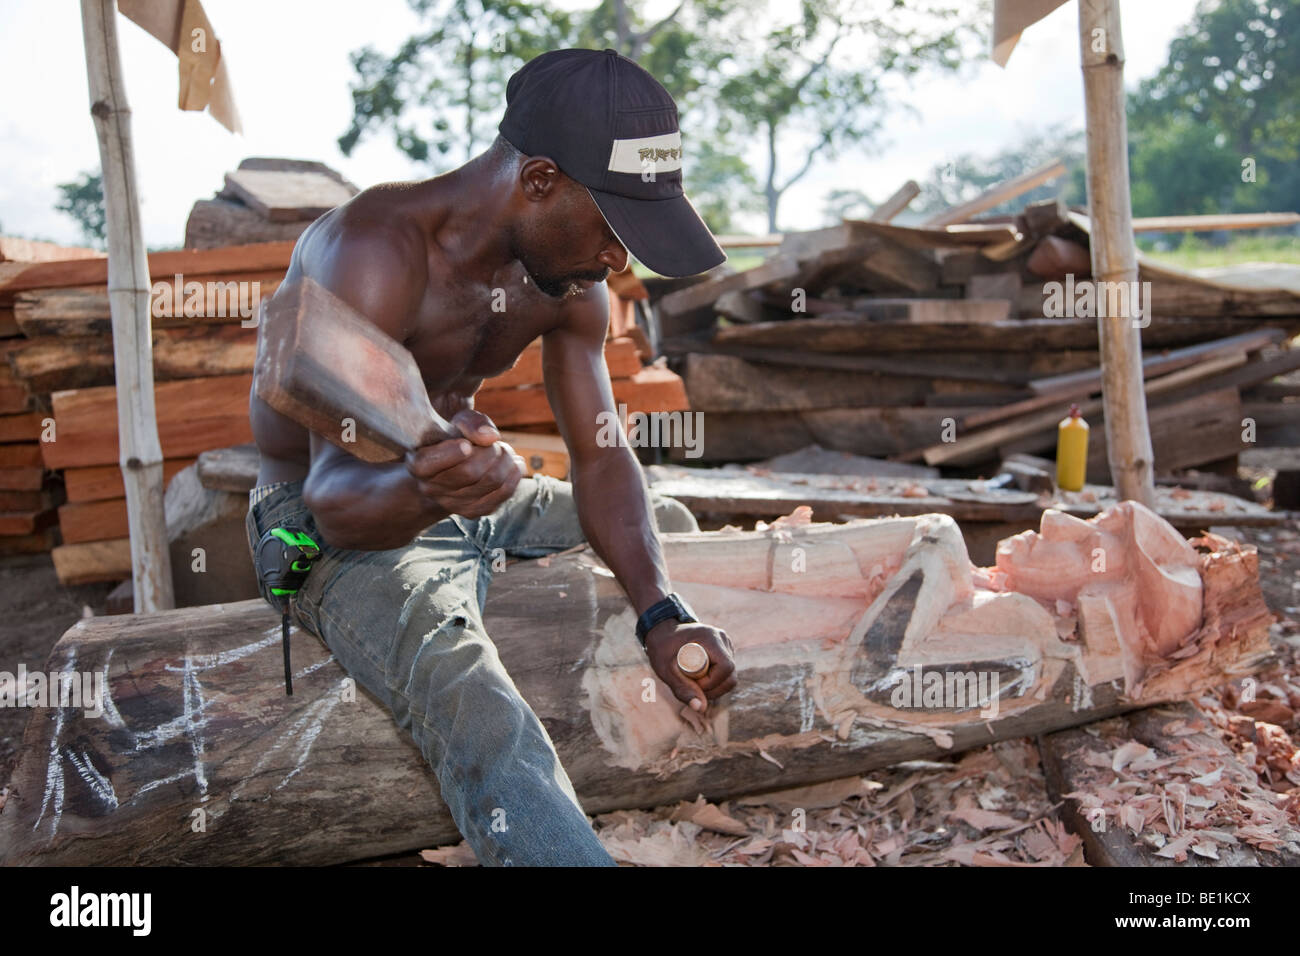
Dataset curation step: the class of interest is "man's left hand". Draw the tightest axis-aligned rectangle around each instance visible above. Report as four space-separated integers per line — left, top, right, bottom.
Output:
644 620 737 714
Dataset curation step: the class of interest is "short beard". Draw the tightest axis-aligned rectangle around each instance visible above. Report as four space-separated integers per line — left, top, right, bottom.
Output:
509 207 609 299
529 272 579 299
528 267 609 299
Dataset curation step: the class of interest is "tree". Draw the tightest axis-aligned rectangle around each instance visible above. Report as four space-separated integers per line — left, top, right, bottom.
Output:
340 1 983 240
1127 0 1300 217
821 187 875 223
339 0 578 164
340 0 753 233
1127 114 1244 219
682 139 764 235
55 170 106 246
715 0 981 232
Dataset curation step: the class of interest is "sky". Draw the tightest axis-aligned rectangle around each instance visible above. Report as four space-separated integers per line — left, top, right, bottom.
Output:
0 0 1203 249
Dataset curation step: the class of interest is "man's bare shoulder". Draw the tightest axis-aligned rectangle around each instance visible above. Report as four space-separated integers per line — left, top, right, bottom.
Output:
298 183 431 278
290 182 437 341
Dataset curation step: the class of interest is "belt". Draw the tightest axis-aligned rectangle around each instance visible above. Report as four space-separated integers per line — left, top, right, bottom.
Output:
249 480 300 508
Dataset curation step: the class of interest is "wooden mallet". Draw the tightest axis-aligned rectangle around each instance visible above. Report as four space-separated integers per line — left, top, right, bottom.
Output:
254 276 459 459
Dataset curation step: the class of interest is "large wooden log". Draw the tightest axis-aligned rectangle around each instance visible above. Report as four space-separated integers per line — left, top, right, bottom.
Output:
0 237 102 264
682 353 1008 412
13 273 283 336
64 458 194 503
0 505 1271 865
11 325 257 393
8 329 641 396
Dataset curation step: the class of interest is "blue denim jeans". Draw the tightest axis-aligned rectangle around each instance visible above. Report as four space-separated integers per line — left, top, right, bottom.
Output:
245 473 697 866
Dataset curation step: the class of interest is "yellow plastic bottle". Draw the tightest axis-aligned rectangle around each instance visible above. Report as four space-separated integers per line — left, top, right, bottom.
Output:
1056 403 1089 492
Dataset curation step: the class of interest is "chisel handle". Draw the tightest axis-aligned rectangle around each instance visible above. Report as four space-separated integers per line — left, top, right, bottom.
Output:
676 642 710 679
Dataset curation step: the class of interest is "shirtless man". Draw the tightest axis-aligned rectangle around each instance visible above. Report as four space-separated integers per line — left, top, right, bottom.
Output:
245 48 737 866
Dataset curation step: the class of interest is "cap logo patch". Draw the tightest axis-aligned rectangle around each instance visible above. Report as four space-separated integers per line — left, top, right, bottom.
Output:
638 147 682 162
608 131 683 174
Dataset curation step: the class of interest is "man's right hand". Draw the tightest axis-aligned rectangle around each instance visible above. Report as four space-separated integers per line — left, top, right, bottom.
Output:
405 409 526 518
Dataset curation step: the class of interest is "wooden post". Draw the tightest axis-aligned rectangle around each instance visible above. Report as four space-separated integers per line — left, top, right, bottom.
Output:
1077 0 1156 506
80 0 174 611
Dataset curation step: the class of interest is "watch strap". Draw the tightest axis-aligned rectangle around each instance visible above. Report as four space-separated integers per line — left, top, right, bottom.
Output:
635 593 697 646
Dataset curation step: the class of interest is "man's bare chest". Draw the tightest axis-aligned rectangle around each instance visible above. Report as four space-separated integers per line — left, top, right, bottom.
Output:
405 271 561 398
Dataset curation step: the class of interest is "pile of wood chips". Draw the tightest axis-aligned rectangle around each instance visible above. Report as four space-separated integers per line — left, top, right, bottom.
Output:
418 627 1300 867
1057 692 1299 862
420 739 1084 867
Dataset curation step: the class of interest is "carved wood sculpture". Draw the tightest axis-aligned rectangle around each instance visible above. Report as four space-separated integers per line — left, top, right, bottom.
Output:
0 502 1271 865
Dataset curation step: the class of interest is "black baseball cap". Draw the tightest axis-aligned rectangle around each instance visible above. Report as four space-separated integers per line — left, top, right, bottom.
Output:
499 48 727 278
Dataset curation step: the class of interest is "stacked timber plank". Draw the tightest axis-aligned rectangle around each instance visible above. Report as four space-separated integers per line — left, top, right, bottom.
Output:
0 238 104 555
0 239 292 580
184 157 359 249
0 232 685 584
44 333 682 586
657 199 1300 474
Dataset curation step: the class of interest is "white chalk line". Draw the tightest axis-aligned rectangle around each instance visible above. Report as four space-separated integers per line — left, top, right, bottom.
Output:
33 646 76 835
217 676 351 818
161 628 280 672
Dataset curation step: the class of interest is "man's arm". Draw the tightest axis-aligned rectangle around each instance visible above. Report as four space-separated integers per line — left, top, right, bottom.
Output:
543 285 736 711
291 222 522 550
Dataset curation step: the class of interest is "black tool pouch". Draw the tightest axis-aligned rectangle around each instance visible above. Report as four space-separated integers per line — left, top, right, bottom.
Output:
253 527 320 695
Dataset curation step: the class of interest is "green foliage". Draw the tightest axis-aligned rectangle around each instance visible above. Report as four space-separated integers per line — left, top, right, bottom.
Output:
1127 0 1300 216
341 0 981 234
338 0 743 168
54 170 106 246
685 138 763 235
339 0 578 164
715 0 982 231
1127 115 1244 217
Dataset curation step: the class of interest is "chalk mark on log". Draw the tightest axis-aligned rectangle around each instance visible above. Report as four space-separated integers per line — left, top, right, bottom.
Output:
34 647 75 836
220 676 350 814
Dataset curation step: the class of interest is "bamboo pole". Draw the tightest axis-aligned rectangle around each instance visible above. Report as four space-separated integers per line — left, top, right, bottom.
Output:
80 0 174 611
1077 0 1155 507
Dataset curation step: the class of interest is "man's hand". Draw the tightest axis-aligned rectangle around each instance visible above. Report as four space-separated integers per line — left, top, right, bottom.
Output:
645 620 737 714
405 409 526 518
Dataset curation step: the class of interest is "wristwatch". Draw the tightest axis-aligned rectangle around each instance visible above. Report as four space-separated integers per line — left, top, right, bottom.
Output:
635 592 698 647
